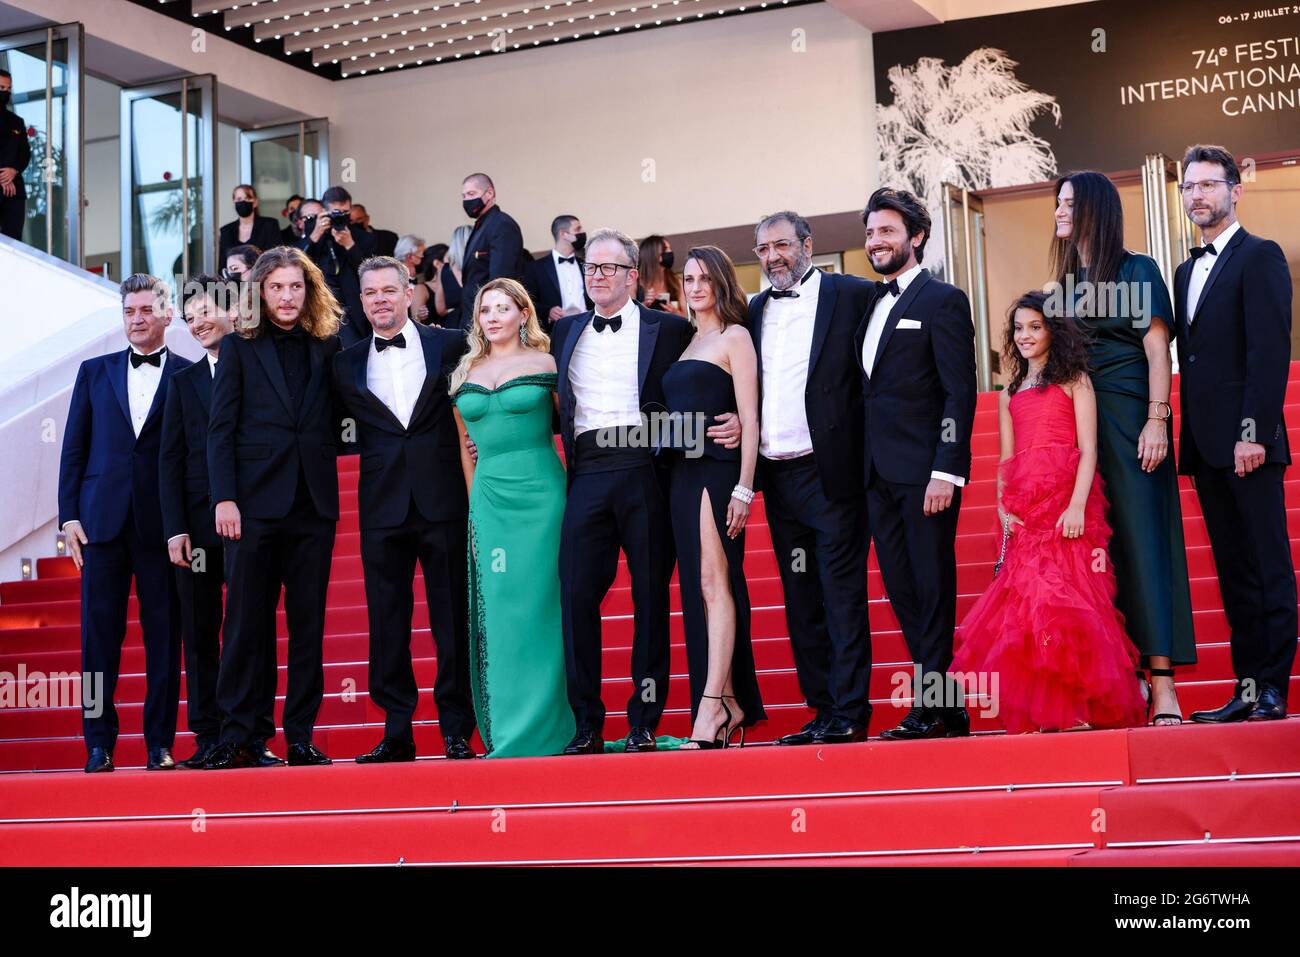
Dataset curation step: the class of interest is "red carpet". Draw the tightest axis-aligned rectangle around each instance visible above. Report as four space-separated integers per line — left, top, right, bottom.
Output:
1 370 1298 865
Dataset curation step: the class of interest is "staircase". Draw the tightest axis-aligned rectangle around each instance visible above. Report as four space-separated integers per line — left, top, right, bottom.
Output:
1 370 1298 866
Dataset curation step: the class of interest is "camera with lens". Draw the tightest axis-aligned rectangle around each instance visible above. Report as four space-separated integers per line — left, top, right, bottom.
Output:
328 209 351 230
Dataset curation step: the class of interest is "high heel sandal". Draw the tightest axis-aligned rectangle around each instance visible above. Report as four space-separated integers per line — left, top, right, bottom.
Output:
684 695 731 750
1147 667 1183 726
1136 669 1152 721
722 694 746 748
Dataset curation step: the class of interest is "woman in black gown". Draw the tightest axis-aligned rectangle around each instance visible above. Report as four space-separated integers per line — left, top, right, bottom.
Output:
663 245 766 748
1050 171 1197 725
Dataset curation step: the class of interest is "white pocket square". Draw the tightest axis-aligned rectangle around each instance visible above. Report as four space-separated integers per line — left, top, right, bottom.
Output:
896 318 923 330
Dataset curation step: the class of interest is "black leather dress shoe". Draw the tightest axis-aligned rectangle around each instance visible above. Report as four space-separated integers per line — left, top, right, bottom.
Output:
1190 694 1255 724
84 747 114 774
941 707 971 737
563 729 604 755
146 747 175 770
777 716 831 746
203 742 256 770
249 739 286 767
624 726 656 752
287 742 332 766
814 717 869 744
443 735 476 759
880 708 947 741
1249 686 1288 721
177 742 217 769
357 736 417 763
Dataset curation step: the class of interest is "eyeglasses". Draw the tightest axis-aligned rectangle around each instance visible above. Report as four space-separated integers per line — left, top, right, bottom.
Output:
753 239 799 258
1178 179 1235 194
582 262 634 277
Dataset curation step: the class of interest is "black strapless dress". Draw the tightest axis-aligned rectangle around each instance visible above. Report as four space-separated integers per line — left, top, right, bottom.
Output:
661 359 766 728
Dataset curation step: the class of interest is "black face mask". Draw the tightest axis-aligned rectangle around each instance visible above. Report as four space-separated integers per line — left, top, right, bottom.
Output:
463 197 486 219
571 231 587 252
0 92 10 109
660 250 674 270
235 200 254 218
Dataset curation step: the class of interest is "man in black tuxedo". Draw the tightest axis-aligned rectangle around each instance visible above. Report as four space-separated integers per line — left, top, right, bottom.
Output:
743 211 876 746
551 228 693 753
459 173 527 323
526 214 593 333
205 247 344 769
1172 145 1296 723
297 190 377 347
333 256 478 761
856 188 976 741
160 276 280 769
58 273 189 772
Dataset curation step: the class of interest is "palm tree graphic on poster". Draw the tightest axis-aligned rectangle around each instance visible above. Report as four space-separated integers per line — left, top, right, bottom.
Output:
876 48 1062 278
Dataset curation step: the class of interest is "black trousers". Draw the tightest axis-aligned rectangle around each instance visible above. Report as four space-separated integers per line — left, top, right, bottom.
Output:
1195 462 1298 697
761 455 872 723
868 473 963 708
80 513 181 752
359 504 474 740
217 510 335 746
174 541 276 747
560 464 674 733
0 192 23 240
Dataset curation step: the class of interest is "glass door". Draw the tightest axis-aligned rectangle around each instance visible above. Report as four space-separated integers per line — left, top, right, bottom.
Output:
240 119 329 236
0 23 83 264
1141 153 1194 292
942 183 994 391
120 75 217 282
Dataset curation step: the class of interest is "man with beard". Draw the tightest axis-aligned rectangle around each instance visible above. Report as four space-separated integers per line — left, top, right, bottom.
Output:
856 188 976 740
740 211 877 745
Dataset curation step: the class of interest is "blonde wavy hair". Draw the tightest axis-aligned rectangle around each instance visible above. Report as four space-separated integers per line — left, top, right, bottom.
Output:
238 245 343 340
449 277 549 395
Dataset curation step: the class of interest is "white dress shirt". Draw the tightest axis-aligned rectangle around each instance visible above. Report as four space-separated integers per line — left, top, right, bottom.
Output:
860 263 965 488
127 346 166 439
207 352 218 377
759 268 821 459
367 321 426 429
1185 218 1241 323
553 249 586 313
569 297 642 437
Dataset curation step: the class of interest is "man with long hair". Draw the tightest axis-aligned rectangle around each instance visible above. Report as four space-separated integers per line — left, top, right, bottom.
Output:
204 247 346 768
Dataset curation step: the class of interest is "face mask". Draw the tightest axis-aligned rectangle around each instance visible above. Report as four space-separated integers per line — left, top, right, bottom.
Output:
660 250 674 270
235 200 254 218
0 92 10 109
463 196 486 219
571 231 587 252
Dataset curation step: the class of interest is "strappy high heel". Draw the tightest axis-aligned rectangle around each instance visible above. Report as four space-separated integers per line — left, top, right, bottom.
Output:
722 694 746 748
684 695 731 750
1147 667 1183 726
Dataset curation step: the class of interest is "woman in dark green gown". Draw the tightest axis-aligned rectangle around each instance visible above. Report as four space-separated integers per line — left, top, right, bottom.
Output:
1050 172 1196 725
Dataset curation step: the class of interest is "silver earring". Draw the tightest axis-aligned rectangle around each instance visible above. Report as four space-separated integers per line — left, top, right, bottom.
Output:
519 325 527 345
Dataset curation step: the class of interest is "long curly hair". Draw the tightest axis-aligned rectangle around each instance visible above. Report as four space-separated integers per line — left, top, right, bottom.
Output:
1001 289 1091 394
449 277 550 395
239 245 342 340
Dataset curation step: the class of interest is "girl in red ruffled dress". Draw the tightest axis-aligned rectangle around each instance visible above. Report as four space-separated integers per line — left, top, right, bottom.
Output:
951 290 1146 733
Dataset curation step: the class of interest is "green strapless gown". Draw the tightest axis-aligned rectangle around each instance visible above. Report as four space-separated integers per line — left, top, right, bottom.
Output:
453 372 576 757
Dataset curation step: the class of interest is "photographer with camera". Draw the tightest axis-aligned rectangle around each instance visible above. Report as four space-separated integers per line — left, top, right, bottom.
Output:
295 187 377 346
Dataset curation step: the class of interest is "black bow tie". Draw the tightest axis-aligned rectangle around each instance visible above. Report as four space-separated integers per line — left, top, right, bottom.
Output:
374 334 406 353
129 349 165 369
558 255 577 264
769 288 799 300
1190 244 1217 260
882 279 901 298
592 314 622 334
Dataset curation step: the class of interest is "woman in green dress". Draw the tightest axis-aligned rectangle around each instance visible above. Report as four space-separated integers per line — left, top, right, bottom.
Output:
1050 171 1197 725
450 278 576 757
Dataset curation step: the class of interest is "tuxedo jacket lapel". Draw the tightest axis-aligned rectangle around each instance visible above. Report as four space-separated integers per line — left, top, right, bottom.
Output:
807 271 836 376
636 304 660 397
869 269 930 376
407 323 446 427
109 349 132 433
1192 227 1246 323
140 352 184 435
193 360 213 415
252 334 296 419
